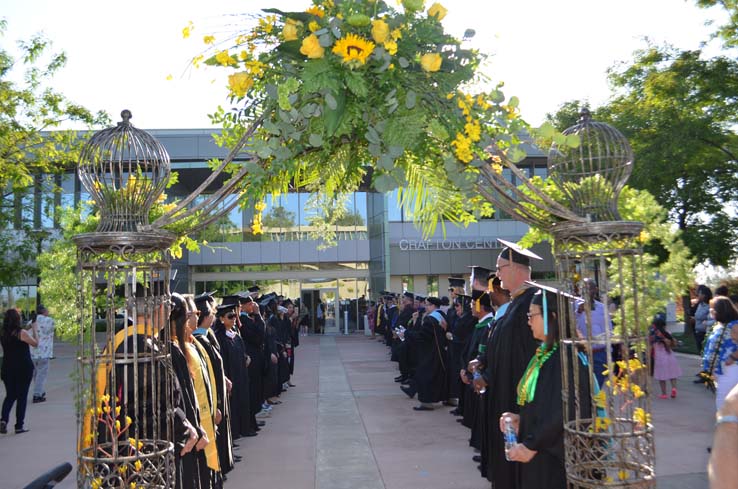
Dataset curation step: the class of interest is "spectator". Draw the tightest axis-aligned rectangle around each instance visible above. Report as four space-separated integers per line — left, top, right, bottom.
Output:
1 308 38 434
693 285 714 354
574 278 611 386
702 296 738 411
31 305 55 403
710 380 738 489
715 285 729 297
649 313 682 399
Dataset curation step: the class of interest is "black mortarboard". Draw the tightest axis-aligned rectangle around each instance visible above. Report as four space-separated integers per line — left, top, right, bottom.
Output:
216 303 237 315
455 293 472 307
468 266 492 291
497 239 542 266
221 295 242 307
248 285 260 293
194 291 215 306
259 293 278 308
448 277 466 290
403 291 415 300
425 296 441 307
525 281 577 335
415 295 425 302
471 289 491 308
283 299 293 306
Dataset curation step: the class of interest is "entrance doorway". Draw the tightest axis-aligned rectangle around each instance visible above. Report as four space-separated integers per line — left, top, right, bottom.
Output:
301 282 339 334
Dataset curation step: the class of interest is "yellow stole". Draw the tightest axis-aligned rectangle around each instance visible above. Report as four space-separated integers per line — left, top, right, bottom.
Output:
185 341 220 472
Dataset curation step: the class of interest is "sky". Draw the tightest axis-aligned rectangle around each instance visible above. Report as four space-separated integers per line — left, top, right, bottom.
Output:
3 0 728 130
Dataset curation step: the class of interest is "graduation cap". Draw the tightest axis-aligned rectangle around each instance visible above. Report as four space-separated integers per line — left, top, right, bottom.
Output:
221 295 243 307
194 291 215 306
216 302 238 316
498 239 542 267
468 266 492 291
282 299 294 307
471 289 491 309
403 291 415 300
448 276 466 294
415 295 425 302
247 285 260 294
454 293 472 308
259 293 278 309
425 296 441 307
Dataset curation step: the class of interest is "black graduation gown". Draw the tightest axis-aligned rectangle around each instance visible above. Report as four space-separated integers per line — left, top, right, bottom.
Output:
407 313 448 403
214 324 252 438
460 316 489 430
391 305 415 371
240 313 266 417
482 287 538 488
289 315 299 375
170 342 208 489
448 309 475 399
275 315 291 386
194 330 234 474
263 315 280 399
518 346 592 489
385 305 398 345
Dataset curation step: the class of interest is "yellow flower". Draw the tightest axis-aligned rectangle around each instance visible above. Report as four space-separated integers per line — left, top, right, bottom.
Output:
631 384 645 398
371 19 390 43
130 483 137 489
101 394 111 405
166 73 173 81
192 54 204 69
300 34 325 59
259 16 275 34
215 50 236 66
420 53 442 72
305 6 325 18
332 33 375 65
618 470 629 481
427 2 447 20
283 19 300 41
203 35 215 45
593 389 607 408
118 465 128 476
182 21 194 39
383 40 398 56
594 416 612 432
391 28 402 41
91 478 103 489
309 21 321 32
451 133 474 163
465 120 481 142
115 420 121 432
228 72 254 98
134 460 143 472
245 60 267 77
633 407 651 427
254 200 267 212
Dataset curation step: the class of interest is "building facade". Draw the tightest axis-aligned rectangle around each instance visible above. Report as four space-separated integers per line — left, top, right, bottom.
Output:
2 130 554 332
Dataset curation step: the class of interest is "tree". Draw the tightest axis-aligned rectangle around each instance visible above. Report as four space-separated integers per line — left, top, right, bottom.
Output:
695 0 738 47
547 46 738 266
261 205 296 229
0 21 108 297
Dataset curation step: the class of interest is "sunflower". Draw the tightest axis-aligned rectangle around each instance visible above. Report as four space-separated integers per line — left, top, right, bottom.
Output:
332 33 375 66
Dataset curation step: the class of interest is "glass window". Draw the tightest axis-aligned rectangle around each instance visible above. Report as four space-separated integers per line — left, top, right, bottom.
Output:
281 192 300 240
40 175 56 229
262 194 297 241
426 275 439 297
387 189 402 222
401 275 414 293
18 189 34 228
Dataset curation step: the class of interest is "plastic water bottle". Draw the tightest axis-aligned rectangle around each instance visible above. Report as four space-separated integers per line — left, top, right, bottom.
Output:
503 416 517 461
472 371 486 394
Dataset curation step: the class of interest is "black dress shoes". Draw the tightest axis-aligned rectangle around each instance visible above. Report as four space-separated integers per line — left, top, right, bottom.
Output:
243 431 258 437
400 385 416 399
256 421 265 426
413 405 434 411
472 455 482 462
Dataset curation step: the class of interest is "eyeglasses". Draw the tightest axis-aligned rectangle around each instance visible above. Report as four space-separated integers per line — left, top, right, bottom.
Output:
225 313 237 319
496 263 510 273
526 312 542 319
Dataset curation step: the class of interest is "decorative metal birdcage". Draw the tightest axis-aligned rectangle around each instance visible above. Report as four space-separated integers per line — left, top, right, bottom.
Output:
74 111 176 489
476 108 654 488
549 110 654 488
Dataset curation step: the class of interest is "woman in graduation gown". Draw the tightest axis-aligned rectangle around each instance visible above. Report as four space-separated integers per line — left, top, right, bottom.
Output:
262 298 281 403
239 296 267 427
501 287 592 489
460 291 489 446
169 293 211 489
193 294 234 476
403 297 449 410
213 303 256 439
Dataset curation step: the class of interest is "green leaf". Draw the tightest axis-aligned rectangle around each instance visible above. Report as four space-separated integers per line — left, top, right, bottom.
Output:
324 89 346 135
365 127 381 145
388 145 404 158
538 121 555 138
553 133 567 146
490 90 504 103
318 33 333 47
508 96 520 109
507 146 527 163
263 119 281 135
309 133 323 147
398 57 410 68
373 174 398 193
405 90 416 109
345 71 368 97
378 154 395 171
368 143 382 157
325 92 337 110
565 133 581 148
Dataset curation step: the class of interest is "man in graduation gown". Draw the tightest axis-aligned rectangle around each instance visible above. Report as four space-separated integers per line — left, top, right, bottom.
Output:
384 294 399 346
193 292 235 475
446 276 470 407
238 295 267 425
472 240 541 489
392 292 417 383
402 297 448 410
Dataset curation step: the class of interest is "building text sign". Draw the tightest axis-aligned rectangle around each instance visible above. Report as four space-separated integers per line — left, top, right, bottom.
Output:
397 239 502 251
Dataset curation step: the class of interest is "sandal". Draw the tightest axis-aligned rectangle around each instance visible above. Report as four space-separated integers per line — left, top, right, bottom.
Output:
659 394 668 399
671 388 677 398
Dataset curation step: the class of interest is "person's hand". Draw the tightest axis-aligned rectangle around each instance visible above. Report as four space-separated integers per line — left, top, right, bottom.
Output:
282 351 287 358
225 377 232 394
246 355 251 367
271 353 278 364
181 423 199 456
446 332 453 341
473 375 487 393
731 327 738 344
412 312 418 320
460 369 471 384
215 409 222 425
726 356 735 366
505 443 537 463
196 432 209 451
467 359 480 372
499 412 520 435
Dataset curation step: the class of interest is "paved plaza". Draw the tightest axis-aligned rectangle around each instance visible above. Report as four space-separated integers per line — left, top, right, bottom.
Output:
0 335 712 489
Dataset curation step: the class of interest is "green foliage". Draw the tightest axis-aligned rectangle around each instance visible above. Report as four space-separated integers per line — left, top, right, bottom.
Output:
695 0 738 47
0 22 108 290
547 45 738 266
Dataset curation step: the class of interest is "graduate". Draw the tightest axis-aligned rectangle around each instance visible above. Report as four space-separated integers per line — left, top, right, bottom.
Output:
460 290 491 448
238 295 268 425
193 292 235 475
392 291 417 384
501 285 592 489
213 300 256 439
472 240 541 488
447 277 472 407
402 297 449 410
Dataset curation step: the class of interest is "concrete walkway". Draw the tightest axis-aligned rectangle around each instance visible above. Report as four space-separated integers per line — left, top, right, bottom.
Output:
0 335 713 488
